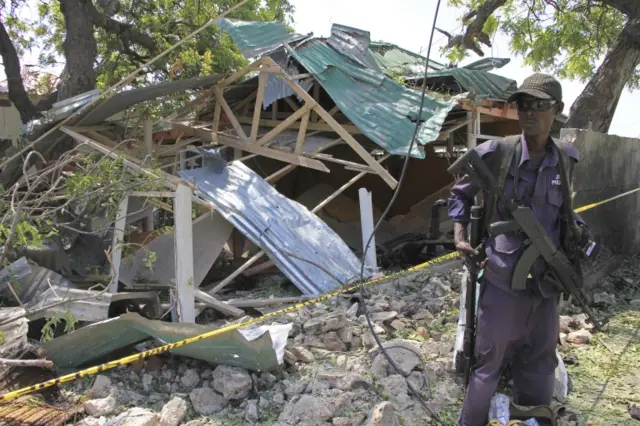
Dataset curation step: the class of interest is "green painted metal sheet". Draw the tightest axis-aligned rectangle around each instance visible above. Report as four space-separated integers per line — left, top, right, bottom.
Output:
369 42 446 76
287 42 457 158
425 67 517 100
217 18 307 58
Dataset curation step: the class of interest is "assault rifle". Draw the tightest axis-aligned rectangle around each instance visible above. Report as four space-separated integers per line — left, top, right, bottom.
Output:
455 203 485 385
448 149 602 331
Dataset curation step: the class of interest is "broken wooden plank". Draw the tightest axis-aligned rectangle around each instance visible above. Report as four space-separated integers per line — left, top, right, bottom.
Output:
194 289 244 317
174 184 196 323
256 104 311 146
171 122 331 173
295 109 311 154
213 86 249 141
250 71 268 143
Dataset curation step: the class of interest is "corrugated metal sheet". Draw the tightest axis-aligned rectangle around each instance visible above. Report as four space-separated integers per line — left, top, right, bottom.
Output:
216 19 458 157
421 67 517 100
42 312 292 372
326 24 381 70
179 159 366 295
263 71 313 109
287 44 456 157
217 18 309 59
369 41 446 75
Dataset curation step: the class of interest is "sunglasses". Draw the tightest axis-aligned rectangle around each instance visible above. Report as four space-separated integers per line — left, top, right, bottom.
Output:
516 99 556 112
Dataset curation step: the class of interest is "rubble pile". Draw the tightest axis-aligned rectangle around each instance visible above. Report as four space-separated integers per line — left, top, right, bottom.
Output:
64 267 465 426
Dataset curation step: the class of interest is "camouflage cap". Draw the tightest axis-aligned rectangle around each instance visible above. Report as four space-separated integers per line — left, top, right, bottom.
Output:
507 73 562 103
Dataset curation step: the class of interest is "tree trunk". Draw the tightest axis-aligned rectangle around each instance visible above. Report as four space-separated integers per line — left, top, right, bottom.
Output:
0 21 41 123
565 18 640 133
57 0 98 101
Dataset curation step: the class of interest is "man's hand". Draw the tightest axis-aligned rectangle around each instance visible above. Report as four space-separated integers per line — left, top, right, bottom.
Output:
454 222 486 268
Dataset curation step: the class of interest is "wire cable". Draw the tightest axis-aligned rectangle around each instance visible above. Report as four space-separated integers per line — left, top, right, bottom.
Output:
357 0 446 424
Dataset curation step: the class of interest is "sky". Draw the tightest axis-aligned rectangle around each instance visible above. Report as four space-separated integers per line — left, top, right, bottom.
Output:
288 0 640 139
2 0 638 138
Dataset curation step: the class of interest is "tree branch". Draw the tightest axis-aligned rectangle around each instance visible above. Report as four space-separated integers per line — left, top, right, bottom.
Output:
88 2 157 55
598 0 640 19
0 20 41 123
0 357 54 368
445 0 509 56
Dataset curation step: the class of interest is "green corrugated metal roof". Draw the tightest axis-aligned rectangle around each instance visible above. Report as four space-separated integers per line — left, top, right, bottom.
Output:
369 42 446 75
217 18 307 58
216 20 458 158
287 40 456 158
424 67 518 100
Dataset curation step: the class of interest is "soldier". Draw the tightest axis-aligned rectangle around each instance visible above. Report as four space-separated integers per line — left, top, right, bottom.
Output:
448 73 591 425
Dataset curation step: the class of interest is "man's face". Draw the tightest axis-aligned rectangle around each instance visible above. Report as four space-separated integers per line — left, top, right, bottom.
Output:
516 95 559 136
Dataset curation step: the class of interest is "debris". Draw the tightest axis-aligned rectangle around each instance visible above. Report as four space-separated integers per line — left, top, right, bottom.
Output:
630 404 640 420
365 402 398 426
159 397 188 426
211 365 252 400
189 388 228 415
566 329 593 345
84 396 118 417
105 407 158 426
42 313 292 371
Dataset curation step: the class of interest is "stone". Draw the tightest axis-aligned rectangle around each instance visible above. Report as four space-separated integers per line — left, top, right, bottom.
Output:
629 404 640 420
159 397 188 426
180 369 200 389
379 375 413 410
90 375 113 398
84 395 117 417
567 329 592 345
284 349 297 365
317 369 372 391
260 372 277 388
365 402 398 426
291 346 315 363
371 354 390 379
189 388 228 415
371 311 398 323
337 326 353 344
277 395 336 424
389 320 406 331
182 420 215 426
146 356 164 373
304 334 326 349
593 292 615 306
559 333 568 346
407 371 425 390
303 312 347 334
77 417 107 426
284 380 308 396
211 365 252 400
416 327 429 339
559 316 572 334
630 299 640 307
105 407 158 426
346 302 359 318
369 340 421 376
571 313 595 331
350 335 363 349
273 392 286 405
142 374 154 392
245 399 259 422
259 396 270 408
425 297 446 314
324 332 347 352
411 310 434 321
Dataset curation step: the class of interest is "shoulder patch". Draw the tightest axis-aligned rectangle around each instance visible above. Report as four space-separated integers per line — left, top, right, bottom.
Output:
559 140 579 162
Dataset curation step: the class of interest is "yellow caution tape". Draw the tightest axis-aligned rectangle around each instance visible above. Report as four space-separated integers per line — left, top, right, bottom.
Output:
574 187 640 214
2 185 639 402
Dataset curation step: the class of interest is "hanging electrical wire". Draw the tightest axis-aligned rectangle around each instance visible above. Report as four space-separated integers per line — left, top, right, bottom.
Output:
357 0 447 424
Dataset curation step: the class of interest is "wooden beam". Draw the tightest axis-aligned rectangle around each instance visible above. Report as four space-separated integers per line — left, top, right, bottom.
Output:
250 71 268 143
109 196 129 293
311 153 372 171
172 122 331 173
232 90 258 113
235 116 362 134
289 72 313 80
261 56 398 189
295 109 311 154
271 99 278 120
220 57 265 88
256 104 311 146
328 105 341 117
174 184 196 323
211 101 222 142
213 86 248 141
194 289 244 317
284 96 300 112
312 83 320 122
